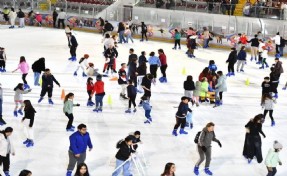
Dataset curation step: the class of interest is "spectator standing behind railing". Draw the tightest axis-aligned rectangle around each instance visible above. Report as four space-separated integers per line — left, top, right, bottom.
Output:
57 9 66 29
230 0 238 15
243 0 252 16
52 9 58 28
221 0 227 14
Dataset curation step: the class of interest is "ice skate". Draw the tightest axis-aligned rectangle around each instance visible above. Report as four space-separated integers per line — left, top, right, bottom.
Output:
66 128 75 132
73 71 77 76
23 139 30 144
204 168 213 175
125 109 131 113
26 140 34 147
194 166 199 175
179 128 188 134
172 129 178 136
82 72 87 77
38 97 44 103
17 109 23 115
48 99 54 105
271 120 275 126
13 111 17 117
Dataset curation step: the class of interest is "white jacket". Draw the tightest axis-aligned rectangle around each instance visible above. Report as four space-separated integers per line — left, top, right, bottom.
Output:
57 12 66 20
261 50 268 59
272 35 281 45
262 98 276 110
258 43 265 52
8 11 17 20
14 89 30 101
104 38 114 49
0 133 15 156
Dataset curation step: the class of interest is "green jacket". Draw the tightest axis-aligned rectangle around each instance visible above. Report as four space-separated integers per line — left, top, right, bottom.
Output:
3 9 10 15
265 149 281 167
200 81 209 97
63 99 75 114
175 32 181 40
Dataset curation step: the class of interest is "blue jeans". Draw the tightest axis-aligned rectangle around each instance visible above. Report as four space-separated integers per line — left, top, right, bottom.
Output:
0 98 2 116
203 39 209 48
34 72 41 86
145 110 151 119
119 31 126 43
279 47 284 56
126 34 134 43
112 159 132 176
95 95 105 108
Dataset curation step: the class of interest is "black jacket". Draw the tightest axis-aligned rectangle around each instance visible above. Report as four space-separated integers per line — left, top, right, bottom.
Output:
261 81 271 94
127 85 137 97
17 11 25 18
141 75 151 89
138 55 147 66
128 54 138 66
118 68 127 85
176 102 192 118
22 107 36 127
53 11 58 20
128 62 137 78
116 141 134 161
247 38 259 47
245 121 265 137
226 50 237 64
141 24 147 33
32 58 45 73
104 48 118 59
184 80 195 91
68 35 78 47
117 24 125 33
104 22 114 32
42 74 60 88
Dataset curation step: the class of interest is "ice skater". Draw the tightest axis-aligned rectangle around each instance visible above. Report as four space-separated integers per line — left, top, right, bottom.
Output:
0 83 6 125
172 29 181 50
226 47 237 76
0 127 15 176
92 75 105 112
118 63 128 99
66 124 93 176
183 75 195 103
125 80 137 113
8 8 16 29
261 93 276 126
67 32 78 61
265 141 283 176
214 71 227 107
13 83 31 117
86 77 94 106
236 46 247 72
63 93 80 132
0 47 7 72
31 57 45 86
12 56 30 89
74 54 89 77
21 100 36 147
208 60 217 75
148 52 161 84
172 96 192 136
186 35 197 58
38 69 60 105
158 49 168 83
259 46 269 69
142 96 152 124
103 45 118 74
194 122 222 176
140 22 148 42
139 74 153 106
161 163 176 176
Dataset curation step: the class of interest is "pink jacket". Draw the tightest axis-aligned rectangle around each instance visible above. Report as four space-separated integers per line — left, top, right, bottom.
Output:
17 62 29 74
35 14 42 22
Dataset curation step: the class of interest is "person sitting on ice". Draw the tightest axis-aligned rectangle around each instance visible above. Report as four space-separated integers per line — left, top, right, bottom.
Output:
74 54 89 77
86 63 108 77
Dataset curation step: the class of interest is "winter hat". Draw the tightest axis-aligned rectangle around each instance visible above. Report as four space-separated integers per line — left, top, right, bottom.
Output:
96 75 102 81
273 141 283 149
84 54 89 58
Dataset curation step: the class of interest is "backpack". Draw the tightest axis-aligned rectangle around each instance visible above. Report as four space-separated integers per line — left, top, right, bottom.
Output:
116 139 124 149
194 131 201 144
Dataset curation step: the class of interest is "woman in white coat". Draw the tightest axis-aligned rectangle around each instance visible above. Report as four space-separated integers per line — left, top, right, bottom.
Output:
8 7 17 29
214 71 227 106
0 127 15 176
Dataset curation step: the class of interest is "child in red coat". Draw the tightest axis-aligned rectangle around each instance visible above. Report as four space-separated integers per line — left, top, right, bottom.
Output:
86 77 94 106
92 75 105 112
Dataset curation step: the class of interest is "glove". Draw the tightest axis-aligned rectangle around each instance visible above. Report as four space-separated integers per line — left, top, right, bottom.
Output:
76 103 80 106
217 141 222 148
279 161 282 165
201 146 207 152
58 84 61 87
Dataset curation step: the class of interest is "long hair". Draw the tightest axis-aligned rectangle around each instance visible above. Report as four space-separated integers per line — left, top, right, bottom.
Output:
253 114 264 123
23 100 34 111
64 93 74 103
19 170 32 176
14 83 24 91
161 163 175 176
75 163 90 176
87 77 93 85
19 56 26 63
261 93 272 106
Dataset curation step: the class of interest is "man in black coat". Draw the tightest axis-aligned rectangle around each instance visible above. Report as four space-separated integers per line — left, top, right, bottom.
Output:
32 57 45 86
38 69 60 105
103 20 114 36
52 9 58 28
66 32 78 61
226 47 237 76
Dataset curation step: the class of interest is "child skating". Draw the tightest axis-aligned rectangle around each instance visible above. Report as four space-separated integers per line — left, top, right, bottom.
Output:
125 80 137 113
0 83 6 125
118 63 128 99
21 100 36 147
142 96 152 124
63 93 80 132
86 77 94 106
12 56 30 89
0 47 7 72
261 93 276 126
259 46 269 69
93 75 105 112
226 48 237 76
13 83 31 117
74 54 89 77
265 140 283 176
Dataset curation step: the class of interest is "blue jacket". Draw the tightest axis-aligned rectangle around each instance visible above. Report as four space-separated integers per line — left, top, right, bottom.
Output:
176 102 192 118
237 50 247 61
208 64 217 72
148 56 161 66
142 100 151 111
69 131 93 155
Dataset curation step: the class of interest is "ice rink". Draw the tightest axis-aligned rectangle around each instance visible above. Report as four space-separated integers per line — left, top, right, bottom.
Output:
0 26 287 176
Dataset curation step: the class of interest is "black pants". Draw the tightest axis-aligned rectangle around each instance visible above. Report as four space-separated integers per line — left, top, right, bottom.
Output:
275 44 280 53
0 154 10 172
263 110 274 122
174 39 181 48
65 113 74 129
58 19 65 29
128 96 136 108
271 82 279 94
0 60 5 68
70 46 77 57
40 87 53 98
228 63 235 73
219 92 223 100
258 52 262 63
87 90 92 101
231 5 236 15
22 73 28 84
150 65 158 78
141 32 147 40
53 18 57 28
160 65 167 77
267 167 277 176
173 117 186 130
130 75 137 88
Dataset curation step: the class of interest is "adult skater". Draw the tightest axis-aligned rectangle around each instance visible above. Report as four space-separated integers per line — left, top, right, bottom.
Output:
117 22 126 44
66 124 93 176
271 32 281 54
236 46 247 72
118 63 128 99
148 52 161 84
0 83 6 125
74 54 89 77
247 34 259 61
139 74 153 106
31 57 45 86
67 32 78 61
103 20 114 36
0 47 7 72
194 122 221 176
21 100 36 147
226 47 237 76
57 9 66 29
38 68 61 105
158 49 168 83
214 71 227 106
103 45 118 74
12 56 30 89
140 22 148 41
0 127 15 176
127 48 138 80
112 136 134 176
8 8 17 29
75 163 90 176
17 9 25 28
270 67 280 99
161 163 176 176
243 114 265 164
265 141 283 176
172 96 192 136
273 58 284 79
63 93 80 132
138 51 147 66
52 9 58 28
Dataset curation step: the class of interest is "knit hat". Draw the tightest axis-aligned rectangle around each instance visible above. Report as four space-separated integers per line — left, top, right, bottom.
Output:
96 75 102 81
273 141 283 149
84 54 89 58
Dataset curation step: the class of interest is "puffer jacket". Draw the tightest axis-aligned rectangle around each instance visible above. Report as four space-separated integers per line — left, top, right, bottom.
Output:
215 75 227 92
198 127 219 148
265 148 281 167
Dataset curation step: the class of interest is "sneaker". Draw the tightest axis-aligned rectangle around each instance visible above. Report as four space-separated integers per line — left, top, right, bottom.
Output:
204 168 213 175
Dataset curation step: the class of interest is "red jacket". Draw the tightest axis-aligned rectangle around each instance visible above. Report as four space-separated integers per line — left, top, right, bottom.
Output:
93 81 105 95
239 36 248 44
87 83 94 91
159 53 167 66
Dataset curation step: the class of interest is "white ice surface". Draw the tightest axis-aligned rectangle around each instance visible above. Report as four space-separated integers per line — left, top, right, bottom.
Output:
0 26 287 176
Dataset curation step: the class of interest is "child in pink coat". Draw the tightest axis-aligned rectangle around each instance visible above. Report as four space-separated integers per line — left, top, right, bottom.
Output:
35 12 42 26
12 56 30 89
